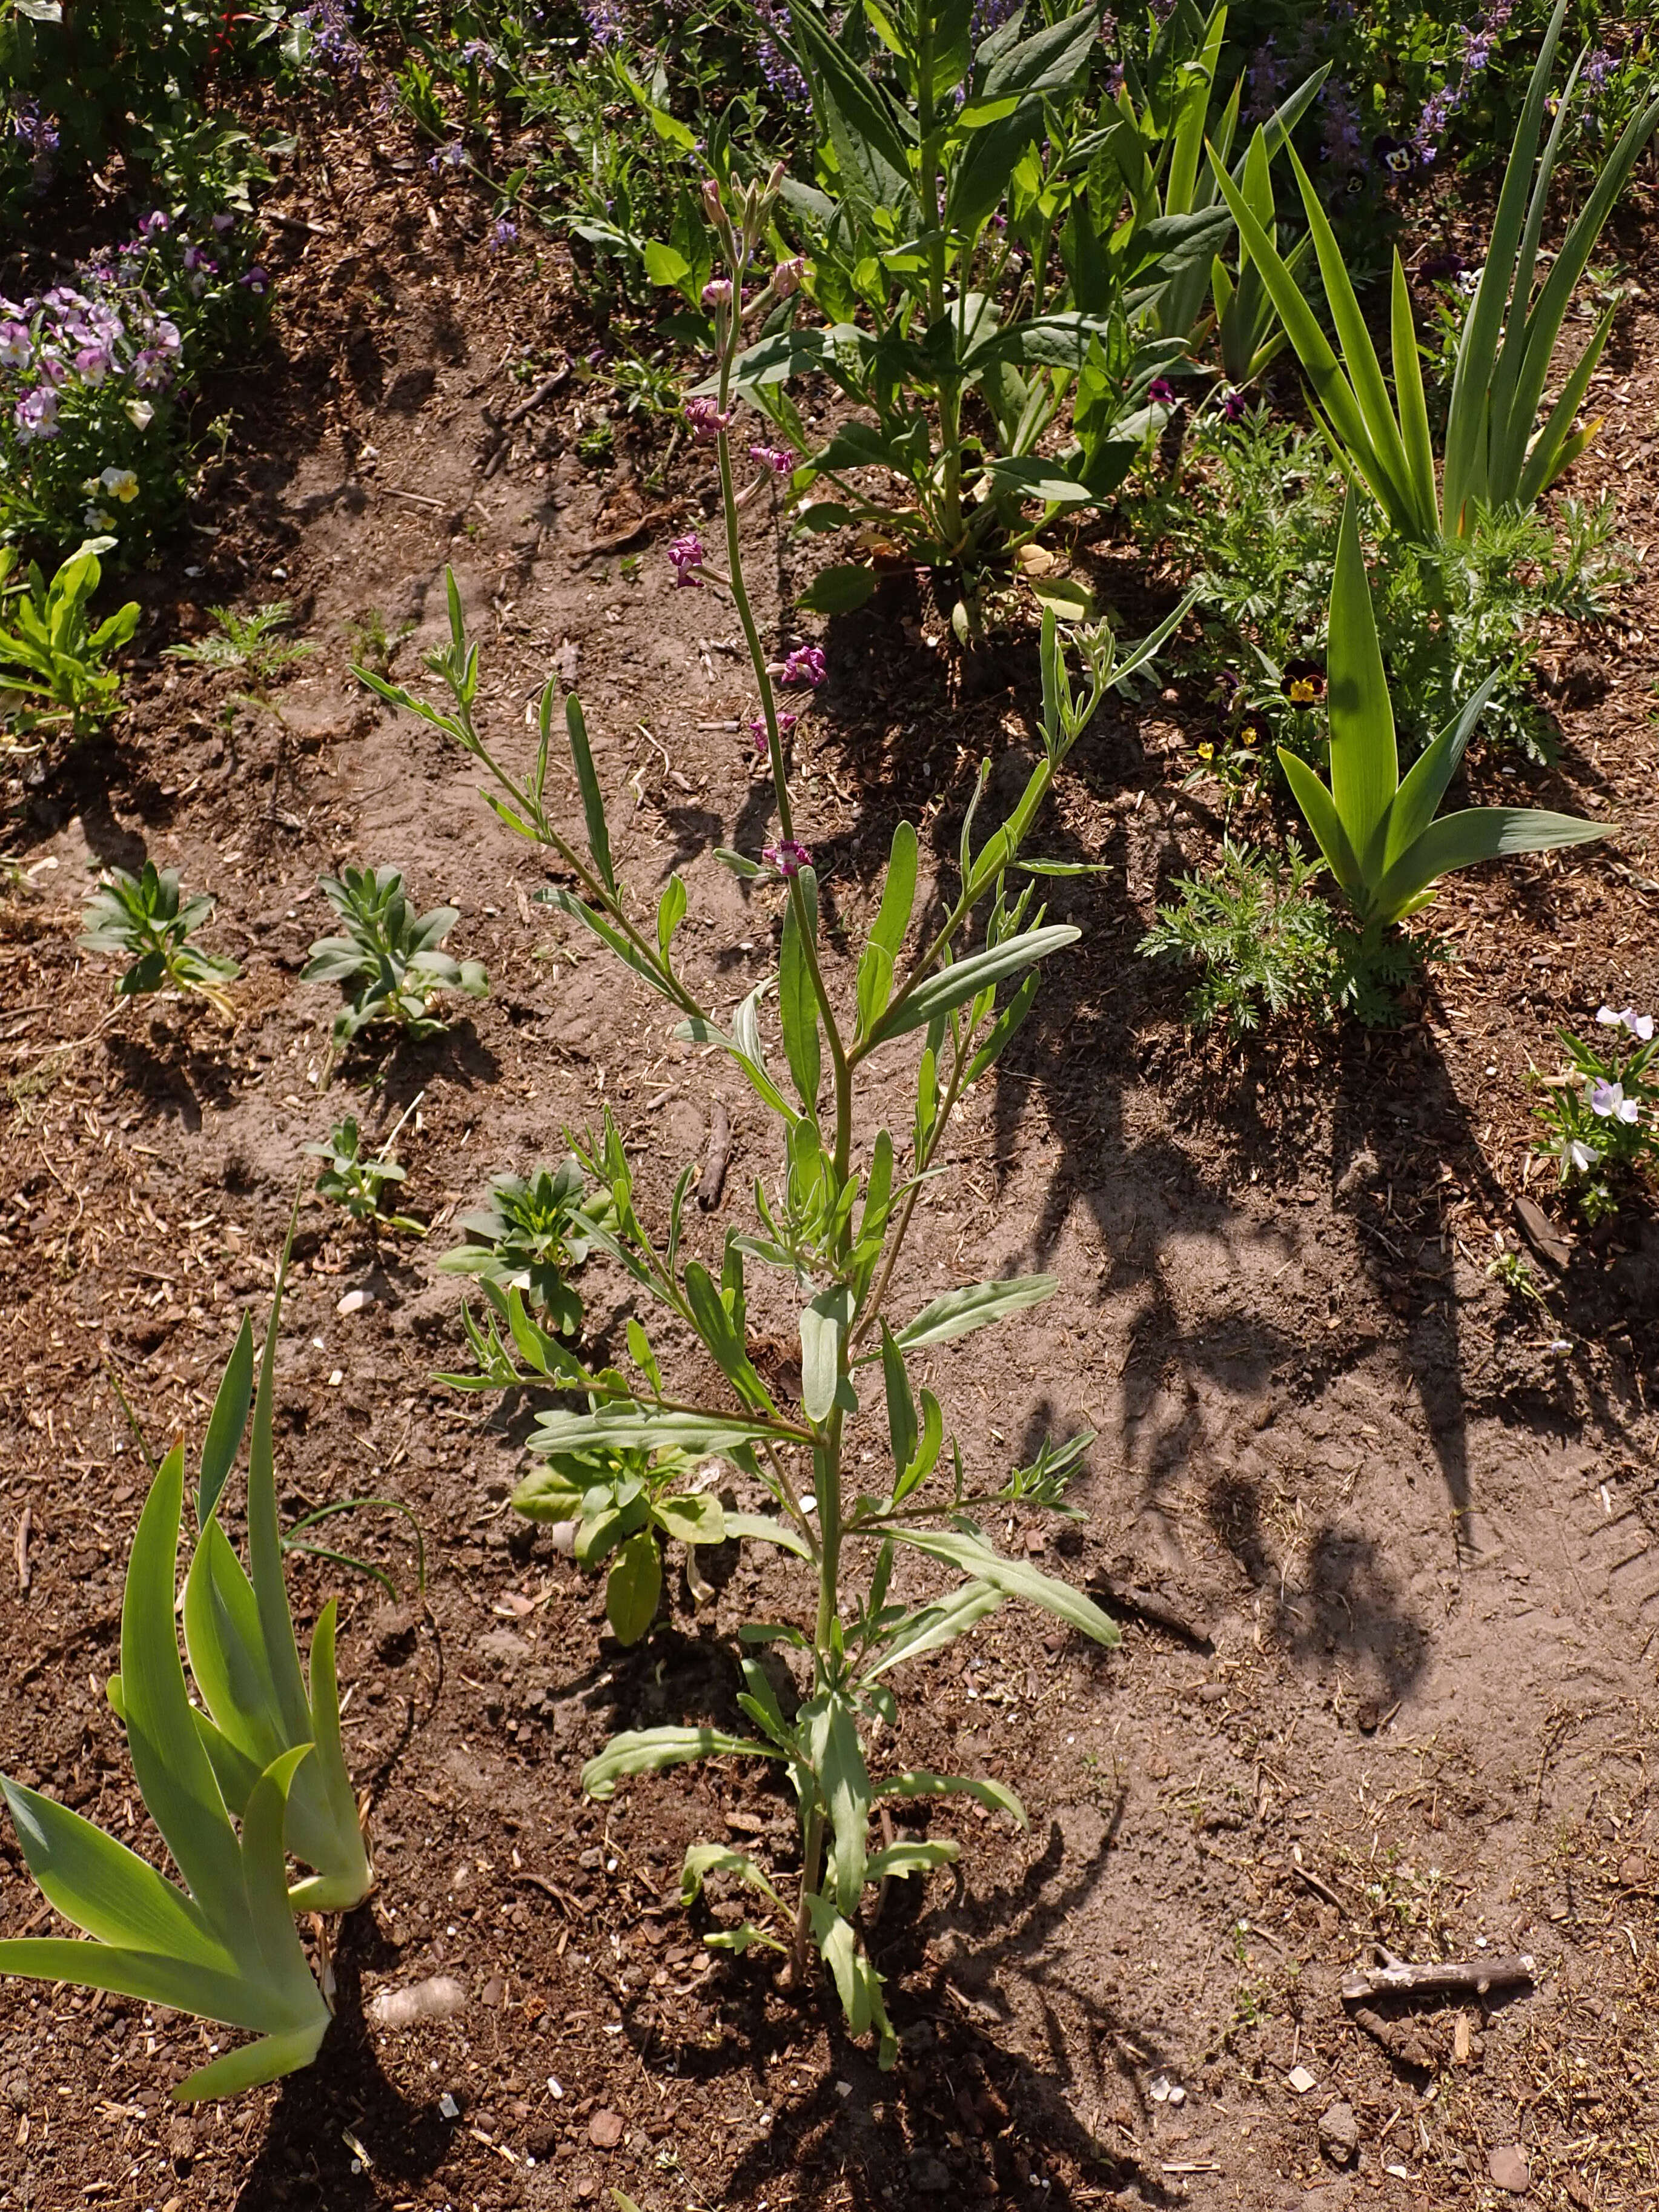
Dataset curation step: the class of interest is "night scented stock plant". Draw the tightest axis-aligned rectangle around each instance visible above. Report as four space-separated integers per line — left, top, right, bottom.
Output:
704 0 1322 625
357 166 1197 2064
1210 0 1659 554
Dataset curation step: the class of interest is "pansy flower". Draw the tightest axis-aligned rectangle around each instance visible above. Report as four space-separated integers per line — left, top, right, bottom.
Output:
1282 658 1326 708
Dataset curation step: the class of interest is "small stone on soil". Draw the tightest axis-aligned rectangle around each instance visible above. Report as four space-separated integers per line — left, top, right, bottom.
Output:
588 2108 624 2148
1489 2145 1531 2194
1317 2101 1360 2166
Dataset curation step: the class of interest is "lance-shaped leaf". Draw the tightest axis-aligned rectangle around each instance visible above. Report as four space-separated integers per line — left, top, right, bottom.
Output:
866 926 1078 1046
801 1694 872 1916
893 1273 1056 1349
873 1768 1027 1824
583 1726 777 1801
886 1526 1121 1645
0 1451 331 2101
186 1253 372 1912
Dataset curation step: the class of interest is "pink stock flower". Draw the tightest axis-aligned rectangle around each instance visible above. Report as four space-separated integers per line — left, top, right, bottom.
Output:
749 443 793 476
748 710 798 755
762 838 811 877
702 279 733 308
772 256 806 299
685 396 733 440
780 644 826 687
667 531 706 588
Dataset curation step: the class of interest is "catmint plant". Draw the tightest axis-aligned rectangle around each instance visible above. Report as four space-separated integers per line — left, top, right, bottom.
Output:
437 1161 601 1334
302 865 488 1047
1532 1007 1659 1222
365 165 1194 2064
80 859 241 1019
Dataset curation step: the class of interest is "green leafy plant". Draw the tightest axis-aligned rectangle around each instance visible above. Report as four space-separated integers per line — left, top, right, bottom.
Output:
0 1254 369 2100
1276 495 1601 927
514 1438 735 1644
709 2 1268 624
436 1160 599 1333
1139 837 1337 1035
381 164 1204 2068
0 540 139 739
79 861 240 1019
1532 1004 1659 1219
306 1114 425 1236
302 866 488 1047
1211 0 1659 546
164 600 314 727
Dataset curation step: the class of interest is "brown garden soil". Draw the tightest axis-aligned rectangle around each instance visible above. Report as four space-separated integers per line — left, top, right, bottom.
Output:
4 97 1659 2212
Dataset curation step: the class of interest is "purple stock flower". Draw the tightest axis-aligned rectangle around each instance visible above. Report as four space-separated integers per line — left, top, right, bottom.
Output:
685 396 732 440
428 142 466 174
459 38 495 66
1583 47 1615 91
780 644 826 687
1219 389 1248 422
702 279 733 308
140 211 170 237
749 710 798 755
667 532 706 588
749 443 793 477
762 838 812 877
1148 377 1176 405
490 218 518 248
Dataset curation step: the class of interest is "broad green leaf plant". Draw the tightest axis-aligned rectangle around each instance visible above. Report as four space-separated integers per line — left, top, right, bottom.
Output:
369 165 1196 2067
0 1255 369 2099
302 864 488 1048
1279 495 1601 929
0 537 139 741
1211 0 1659 549
695 1 1264 624
79 861 242 1020
436 1159 603 1334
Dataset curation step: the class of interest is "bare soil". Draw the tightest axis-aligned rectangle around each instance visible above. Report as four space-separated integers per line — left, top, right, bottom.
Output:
2 101 1658 2212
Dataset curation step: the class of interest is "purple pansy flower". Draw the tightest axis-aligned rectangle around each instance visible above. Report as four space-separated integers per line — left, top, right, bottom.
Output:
1589 1078 1640 1124
1597 1005 1655 1042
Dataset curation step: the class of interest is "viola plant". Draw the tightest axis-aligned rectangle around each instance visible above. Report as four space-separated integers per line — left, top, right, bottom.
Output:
1532 1005 1659 1223
0 1251 369 2101
512 1437 736 1645
0 207 272 554
374 161 1199 2065
302 865 489 1050
80 859 241 1020
436 1159 602 1334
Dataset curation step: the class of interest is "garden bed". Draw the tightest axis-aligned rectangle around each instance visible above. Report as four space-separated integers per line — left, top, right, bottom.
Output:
3 83 1659 2212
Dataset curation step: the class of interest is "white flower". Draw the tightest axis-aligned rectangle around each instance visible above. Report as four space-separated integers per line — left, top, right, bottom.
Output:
125 399 154 430
1597 1004 1654 1039
83 506 116 531
99 466 139 503
1568 1137 1599 1172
